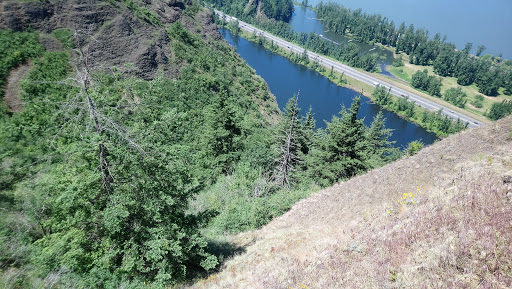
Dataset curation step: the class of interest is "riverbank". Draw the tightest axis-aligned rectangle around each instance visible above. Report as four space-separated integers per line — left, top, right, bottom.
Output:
226 26 467 137
295 5 495 124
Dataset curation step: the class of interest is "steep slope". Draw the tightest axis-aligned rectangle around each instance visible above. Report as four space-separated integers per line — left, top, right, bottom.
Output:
188 117 512 288
0 0 281 287
0 0 221 80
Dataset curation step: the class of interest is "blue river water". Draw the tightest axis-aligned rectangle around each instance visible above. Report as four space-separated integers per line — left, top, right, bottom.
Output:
297 0 512 59
220 29 438 149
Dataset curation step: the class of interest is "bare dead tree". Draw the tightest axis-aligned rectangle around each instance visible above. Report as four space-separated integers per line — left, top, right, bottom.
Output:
66 28 146 193
275 90 301 188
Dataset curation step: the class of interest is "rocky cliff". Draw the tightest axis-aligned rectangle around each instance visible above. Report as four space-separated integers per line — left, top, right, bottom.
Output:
0 0 221 80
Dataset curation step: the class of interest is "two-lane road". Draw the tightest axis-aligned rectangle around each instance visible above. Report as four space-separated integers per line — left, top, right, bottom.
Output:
217 11 482 128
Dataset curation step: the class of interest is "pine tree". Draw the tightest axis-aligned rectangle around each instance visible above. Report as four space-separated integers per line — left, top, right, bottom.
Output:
306 95 370 186
365 111 399 168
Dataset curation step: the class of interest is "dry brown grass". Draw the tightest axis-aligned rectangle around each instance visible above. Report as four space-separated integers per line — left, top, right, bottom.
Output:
185 116 512 289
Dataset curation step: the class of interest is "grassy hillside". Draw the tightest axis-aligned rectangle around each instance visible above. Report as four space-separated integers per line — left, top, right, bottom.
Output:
187 116 512 288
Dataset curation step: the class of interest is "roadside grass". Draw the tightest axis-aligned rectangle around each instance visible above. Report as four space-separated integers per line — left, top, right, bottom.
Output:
387 66 411 83
389 53 511 118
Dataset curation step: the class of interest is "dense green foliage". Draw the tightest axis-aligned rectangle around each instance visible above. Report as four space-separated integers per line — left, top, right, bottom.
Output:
260 0 294 22
372 85 468 137
304 96 399 186
407 140 424 156
471 94 485 108
205 0 293 22
316 2 512 98
0 30 44 98
0 19 279 286
411 69 442 97
487 100 512 121
392 54 404 67
443 87 467 108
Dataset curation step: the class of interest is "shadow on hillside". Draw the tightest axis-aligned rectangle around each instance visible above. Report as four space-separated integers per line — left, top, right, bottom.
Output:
179 239 247 287
207 239 247 268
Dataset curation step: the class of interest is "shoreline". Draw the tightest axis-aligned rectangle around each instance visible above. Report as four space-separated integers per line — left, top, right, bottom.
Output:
223 26 466 138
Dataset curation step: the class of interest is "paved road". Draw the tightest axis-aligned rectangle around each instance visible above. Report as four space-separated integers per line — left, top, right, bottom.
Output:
216 11 483 128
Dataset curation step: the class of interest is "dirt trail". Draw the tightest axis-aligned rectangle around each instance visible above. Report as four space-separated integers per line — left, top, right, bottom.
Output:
3 62 31 112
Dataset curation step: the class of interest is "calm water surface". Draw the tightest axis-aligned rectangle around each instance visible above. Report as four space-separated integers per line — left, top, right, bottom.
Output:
289 5 395 76
220 29 438 148
298 0 512 59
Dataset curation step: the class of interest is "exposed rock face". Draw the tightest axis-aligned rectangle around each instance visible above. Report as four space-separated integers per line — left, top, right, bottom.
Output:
0 0 221 80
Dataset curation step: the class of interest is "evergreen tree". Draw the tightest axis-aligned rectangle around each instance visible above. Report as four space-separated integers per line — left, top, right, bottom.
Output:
455 57 477 86
365 111 399 168
296 106 316 157
487 100 512 120
433 43 458 77
306 95 370 186
373 85 392 106
476 45 486 57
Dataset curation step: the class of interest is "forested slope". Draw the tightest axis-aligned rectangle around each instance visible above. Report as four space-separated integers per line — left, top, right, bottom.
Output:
0 0 280 287
1 0 405 287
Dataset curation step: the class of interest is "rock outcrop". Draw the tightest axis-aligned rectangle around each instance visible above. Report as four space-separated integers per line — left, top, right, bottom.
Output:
0 0 221 80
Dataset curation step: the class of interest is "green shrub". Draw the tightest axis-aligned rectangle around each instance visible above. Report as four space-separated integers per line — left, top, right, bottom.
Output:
0 29 44 97
407 140 424 156
470 94 484 108
52 28 75 49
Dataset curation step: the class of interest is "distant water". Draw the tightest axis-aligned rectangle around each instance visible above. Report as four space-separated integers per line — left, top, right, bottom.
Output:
290 5 395 76
301 0 512 59
220 29 438 148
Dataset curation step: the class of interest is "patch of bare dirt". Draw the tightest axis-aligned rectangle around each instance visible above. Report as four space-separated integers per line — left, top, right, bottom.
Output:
3 62 32 112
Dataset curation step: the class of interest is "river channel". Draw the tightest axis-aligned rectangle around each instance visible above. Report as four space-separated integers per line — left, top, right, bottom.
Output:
220 28 438 149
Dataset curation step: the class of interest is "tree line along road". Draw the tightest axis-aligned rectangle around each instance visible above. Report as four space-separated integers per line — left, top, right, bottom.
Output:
215 10 483 129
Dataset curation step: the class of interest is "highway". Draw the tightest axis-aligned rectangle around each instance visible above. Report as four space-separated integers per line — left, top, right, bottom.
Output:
216 11 483 128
